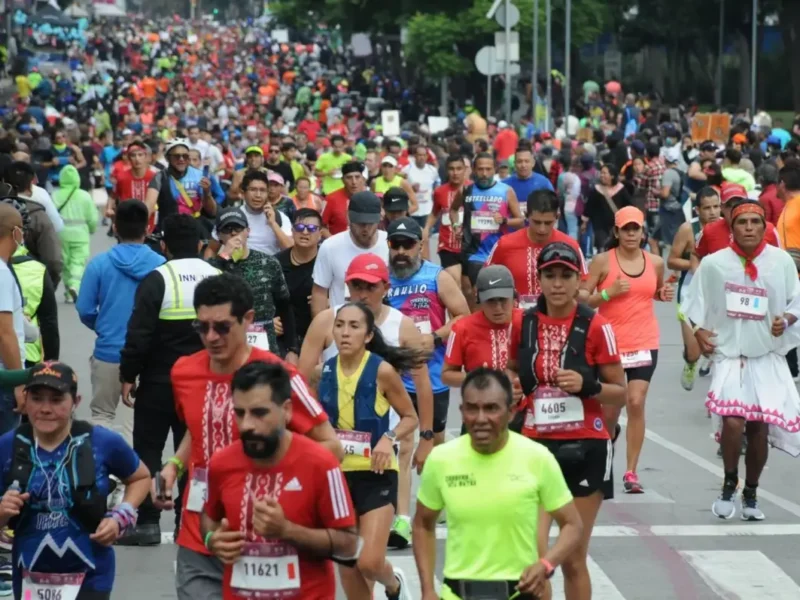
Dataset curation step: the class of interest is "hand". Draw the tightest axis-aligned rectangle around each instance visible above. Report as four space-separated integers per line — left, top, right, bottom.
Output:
412 438 433 475
121 381 136 409
264 203 276 224
274 316 283 336
493 212 504 224
370 436 394 474
220 233 244 258
285 351 298 365
771 316 786 337
104 206 115 218
556 369 584 394
200 177 211 190
511 376 523 404
90 517 120 546
419 333 435 353
517 561 549 597
13 387 24 414
252 497 288 538
448 210 459 228
0 489 29 519
208 518 246 565
660 284 675 302
152 462 178 510
694 328 717 356
608 275 630 298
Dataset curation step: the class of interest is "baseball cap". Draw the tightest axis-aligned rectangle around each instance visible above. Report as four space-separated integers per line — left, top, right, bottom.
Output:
630 140 646 154
387 217 422 241
381 156 398 168
122 128 134 136
537 241 581 273
267 171 285 186
25 361 78 395
216 206 248 231
732 133 748 144
475 265 515 303
720 182 748 205
663 146 681 164
540 132 553 141
348 191 382 224
699 140 717 152
498 120 509 129
766 135 782 147
615 206 645 228
245 145 264 155
345 253 390 284
383 187 409 212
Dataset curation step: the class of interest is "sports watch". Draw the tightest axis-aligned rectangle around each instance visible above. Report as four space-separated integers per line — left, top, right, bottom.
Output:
432 333 444 348
383 430 398 443
420 430 435 441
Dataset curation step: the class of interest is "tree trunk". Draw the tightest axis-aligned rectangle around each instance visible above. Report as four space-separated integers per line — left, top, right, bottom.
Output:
735 31 750 110
782 0 800 113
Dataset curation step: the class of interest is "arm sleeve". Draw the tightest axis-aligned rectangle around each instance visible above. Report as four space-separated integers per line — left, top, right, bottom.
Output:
415 449 444 511
287 370 328 434
37 270 60 361
316 462 357 528
537 448 574 513
120 272 165 383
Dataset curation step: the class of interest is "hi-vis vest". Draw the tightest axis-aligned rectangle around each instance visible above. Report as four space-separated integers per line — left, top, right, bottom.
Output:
11 251 45 363
155 258 221 321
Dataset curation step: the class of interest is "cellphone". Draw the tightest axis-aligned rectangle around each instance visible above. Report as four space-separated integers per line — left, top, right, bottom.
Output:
203 165 210 178
154 475 170 501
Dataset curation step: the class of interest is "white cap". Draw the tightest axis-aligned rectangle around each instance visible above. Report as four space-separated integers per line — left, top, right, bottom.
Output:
664 146 681 164
498 120 509 129
381 156 398 167
122 128 134 136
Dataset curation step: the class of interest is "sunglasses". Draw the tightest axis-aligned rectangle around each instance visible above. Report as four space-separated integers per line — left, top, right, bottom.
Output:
293 223 320 233
170 153 190 161
389 238 418 250
220 225 245 236
192 320 234 336
539 245 580 268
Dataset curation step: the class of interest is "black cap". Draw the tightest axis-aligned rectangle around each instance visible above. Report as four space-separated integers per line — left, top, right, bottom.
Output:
341 161 365 176
383 187 409 212
699 140 717 152
475 265 515 303
215 207 248 231
387 217 423 241
25 361 78 395
348 191 382 224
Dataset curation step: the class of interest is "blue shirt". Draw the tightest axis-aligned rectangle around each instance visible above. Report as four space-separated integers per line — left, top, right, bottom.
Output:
0 426 140 593
503 173 554 205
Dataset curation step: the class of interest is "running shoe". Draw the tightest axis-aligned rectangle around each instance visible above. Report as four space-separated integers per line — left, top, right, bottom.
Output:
623 471 643 494
0 529 12 552
0 557 11 577
387 516 411 549
711 481 738 519
680 361 698 391
698 357 711 377
741 488 765 521
0 581 10 598
386 567 412 600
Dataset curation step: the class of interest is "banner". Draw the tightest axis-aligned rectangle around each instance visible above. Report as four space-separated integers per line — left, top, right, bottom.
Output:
691 113 731 145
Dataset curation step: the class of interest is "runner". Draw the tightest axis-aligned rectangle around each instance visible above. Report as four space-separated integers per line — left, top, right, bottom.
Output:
228 146 265 202
681 200 800 520
581 206 674 494
202 361 360 600
318 302 423 600
427 154 468 283
110 142 158 231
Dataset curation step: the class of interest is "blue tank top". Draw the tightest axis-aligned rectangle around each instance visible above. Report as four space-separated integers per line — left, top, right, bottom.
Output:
388 261 447 393
462 181 512 263
48 146 73 184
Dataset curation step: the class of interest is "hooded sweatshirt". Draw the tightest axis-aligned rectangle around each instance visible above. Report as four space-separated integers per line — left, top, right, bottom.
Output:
53 165 98 243
76 243 165 363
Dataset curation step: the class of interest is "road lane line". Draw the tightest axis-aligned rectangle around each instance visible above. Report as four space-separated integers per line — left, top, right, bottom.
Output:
680 550 800 599
433 524 800 540
551 555 625 600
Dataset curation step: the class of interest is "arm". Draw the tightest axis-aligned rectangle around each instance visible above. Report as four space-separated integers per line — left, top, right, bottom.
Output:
201 183 218 216
379 362 419 440
298 310 332 381
0 313 22 370
400 178 419 215
227 169 244 201
119 273 164 384
270 214 293 249
581 254 609 308
440 362 465 388
71 145 87 170
400 319 433 433
75 262 99 330
119 461 151 508
412 501 440 598
145 173 162 216
435 271 469 339
687 161 706 181
305 421 344 462
281 521 358 559
667 225 691 272
505 187 525 228
596 362 627 407
37 270 60 361
310 283 330 319
210 176 226 205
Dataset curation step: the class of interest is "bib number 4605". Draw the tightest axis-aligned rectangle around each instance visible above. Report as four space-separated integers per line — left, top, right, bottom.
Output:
540 401 567 414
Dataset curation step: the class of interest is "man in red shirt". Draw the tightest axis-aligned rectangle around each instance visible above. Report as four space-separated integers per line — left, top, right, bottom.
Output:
154 273 342 600
203 361 358 600
321 161 366 238
493 120 519 163
487 189 588 309
427 154 468 283
757 163 783 226
112 141 158 231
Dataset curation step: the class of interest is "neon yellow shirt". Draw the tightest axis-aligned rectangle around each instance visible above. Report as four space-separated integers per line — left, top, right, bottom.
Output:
416 432 572 598
316 151 352 195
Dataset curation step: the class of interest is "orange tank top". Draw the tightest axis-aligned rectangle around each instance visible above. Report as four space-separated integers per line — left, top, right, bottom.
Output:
597 248 659 353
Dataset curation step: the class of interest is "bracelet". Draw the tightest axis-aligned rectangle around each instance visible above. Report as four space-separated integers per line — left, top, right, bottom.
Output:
204 530 214 550
783 317 790 332
109 502 138 535
539 558 556 579
167 456 185 477
600 290 610 302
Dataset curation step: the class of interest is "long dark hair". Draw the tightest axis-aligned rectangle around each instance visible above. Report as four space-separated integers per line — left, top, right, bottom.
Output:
335 303 430 373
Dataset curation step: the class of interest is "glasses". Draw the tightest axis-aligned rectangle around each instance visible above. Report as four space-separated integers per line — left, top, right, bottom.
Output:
170 153 190 161
389 238 418 250
539 244 580 268
220 225 245 236
192 320 234 336
269 149 280 154
246 187 268 195
293 223 320 234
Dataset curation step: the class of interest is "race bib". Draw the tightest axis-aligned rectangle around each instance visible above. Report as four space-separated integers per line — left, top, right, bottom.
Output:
335 430 371 458
725 282 767 321
413 319 432 335
186 467 208 513
532 386 584 433
470 211 499 233
231 543 301 599
247 322 271 352
518 294 538 310
22 571 85 600
442 210 462 227
620 350 652 369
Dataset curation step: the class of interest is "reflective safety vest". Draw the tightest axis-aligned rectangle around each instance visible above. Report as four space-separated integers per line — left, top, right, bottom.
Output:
11 252 45 363
155 258 221 321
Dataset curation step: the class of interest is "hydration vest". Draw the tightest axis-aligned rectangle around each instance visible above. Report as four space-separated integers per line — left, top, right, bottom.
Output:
5 420 106 534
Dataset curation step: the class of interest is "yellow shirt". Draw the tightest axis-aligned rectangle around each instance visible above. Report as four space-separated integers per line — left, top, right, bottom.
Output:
15 75 31 98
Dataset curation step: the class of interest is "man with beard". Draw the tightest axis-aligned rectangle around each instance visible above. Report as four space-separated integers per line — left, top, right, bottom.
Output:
385 217 470 549
202 361 358 600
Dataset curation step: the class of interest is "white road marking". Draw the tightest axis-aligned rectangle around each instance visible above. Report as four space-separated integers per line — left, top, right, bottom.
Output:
610 490 676 504
680 550 800 599
551 555 625 600
619 415 800 519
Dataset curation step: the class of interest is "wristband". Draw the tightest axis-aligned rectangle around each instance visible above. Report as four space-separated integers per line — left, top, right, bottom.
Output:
167 456 185 477
539 558 556 579
692 324 701 334
204 530 214 550
600 290 610 302
783 317 790 332
579 377 602 398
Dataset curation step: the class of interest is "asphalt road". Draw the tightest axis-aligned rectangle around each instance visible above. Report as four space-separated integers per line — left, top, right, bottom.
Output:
59 228 800 600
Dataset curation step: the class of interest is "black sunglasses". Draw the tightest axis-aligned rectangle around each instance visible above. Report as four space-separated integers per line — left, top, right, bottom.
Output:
192 320 234 336
293 223 320 233
220 225 245 236
538 243 580 269
389 238 418 250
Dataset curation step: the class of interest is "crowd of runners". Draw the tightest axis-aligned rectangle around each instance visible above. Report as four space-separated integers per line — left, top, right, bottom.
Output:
0 12 799 600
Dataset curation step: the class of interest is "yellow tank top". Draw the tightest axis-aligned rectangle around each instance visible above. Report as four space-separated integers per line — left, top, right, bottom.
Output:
373 175 403 195
337 351 397 472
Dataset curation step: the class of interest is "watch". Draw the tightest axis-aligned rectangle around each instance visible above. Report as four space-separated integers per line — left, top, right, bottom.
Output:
432 333 444 348
420 429 435 441
383 430 398 443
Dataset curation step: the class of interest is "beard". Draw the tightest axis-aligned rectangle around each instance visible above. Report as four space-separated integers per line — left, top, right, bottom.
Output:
240 427 284 459
390 254 421 280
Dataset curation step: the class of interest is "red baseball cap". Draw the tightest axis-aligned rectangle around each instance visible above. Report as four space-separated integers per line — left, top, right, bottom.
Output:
345 253 389 284
720 182 748 205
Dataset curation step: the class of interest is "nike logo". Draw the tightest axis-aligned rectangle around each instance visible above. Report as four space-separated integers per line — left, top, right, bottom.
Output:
489 279 502 285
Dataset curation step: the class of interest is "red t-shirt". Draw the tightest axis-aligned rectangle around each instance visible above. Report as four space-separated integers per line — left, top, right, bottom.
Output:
517 309 619 441
445 309 523 372
493 129 520 162
321 188 350 235
433 182 463 254
206 437 355 600
114 167 156 202
173 348 328 555
695 219 779 258
486 229 588 303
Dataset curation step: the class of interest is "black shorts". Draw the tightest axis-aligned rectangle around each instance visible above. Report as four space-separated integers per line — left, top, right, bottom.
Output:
624 349 659 382
464 260 483 286
438 249 462 270
409 390 450 433
537 438 614 500
344 470 398 516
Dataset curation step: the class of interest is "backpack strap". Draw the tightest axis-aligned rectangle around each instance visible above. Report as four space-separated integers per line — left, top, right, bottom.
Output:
6 423 35 492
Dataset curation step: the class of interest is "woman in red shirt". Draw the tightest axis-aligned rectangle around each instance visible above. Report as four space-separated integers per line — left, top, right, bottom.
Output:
512 242 626 600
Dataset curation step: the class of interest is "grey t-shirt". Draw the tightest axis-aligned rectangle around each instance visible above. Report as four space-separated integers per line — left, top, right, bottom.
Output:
0 260 25 369
661 168 682 210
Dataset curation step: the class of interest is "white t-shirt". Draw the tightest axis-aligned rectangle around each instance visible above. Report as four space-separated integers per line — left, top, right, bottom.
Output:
189 139 210 160
313 230 390 307
0 260 25 369
402 163 440 217
30 185 64 233
213 208 292 256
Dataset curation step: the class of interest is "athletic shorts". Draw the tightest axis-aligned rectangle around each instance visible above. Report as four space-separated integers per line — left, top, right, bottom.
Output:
344 470 398 516
409 390 450 433
624 349 659 382
464 260 483 286
438 249 462 270
537 438 614 499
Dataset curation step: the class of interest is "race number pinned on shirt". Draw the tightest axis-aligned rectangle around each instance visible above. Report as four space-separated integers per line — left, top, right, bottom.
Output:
186 467 208 513
413 318 432 335
22 571 85 600
247 322 272 352
725 282 768 321
620 350 653 369
518 295 538 310
335 430 371 458
231 543 301 599
470 210 499 233
531 386 584 433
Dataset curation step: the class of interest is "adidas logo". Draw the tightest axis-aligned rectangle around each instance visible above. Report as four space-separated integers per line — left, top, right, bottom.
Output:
397 223 407 229
284 477 303 492
579 479 590 487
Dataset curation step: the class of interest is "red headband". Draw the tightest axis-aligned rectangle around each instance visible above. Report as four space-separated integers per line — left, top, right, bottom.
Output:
731 203 765 222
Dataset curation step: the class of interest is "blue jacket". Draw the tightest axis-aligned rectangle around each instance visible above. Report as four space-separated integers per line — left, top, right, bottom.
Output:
77 244 165 363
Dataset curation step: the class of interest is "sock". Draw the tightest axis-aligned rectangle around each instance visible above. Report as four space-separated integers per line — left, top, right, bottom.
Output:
723 470 738 488
743 481 758 496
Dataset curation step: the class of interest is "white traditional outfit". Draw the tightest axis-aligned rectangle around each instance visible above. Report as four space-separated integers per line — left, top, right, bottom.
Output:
682 242 800 457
